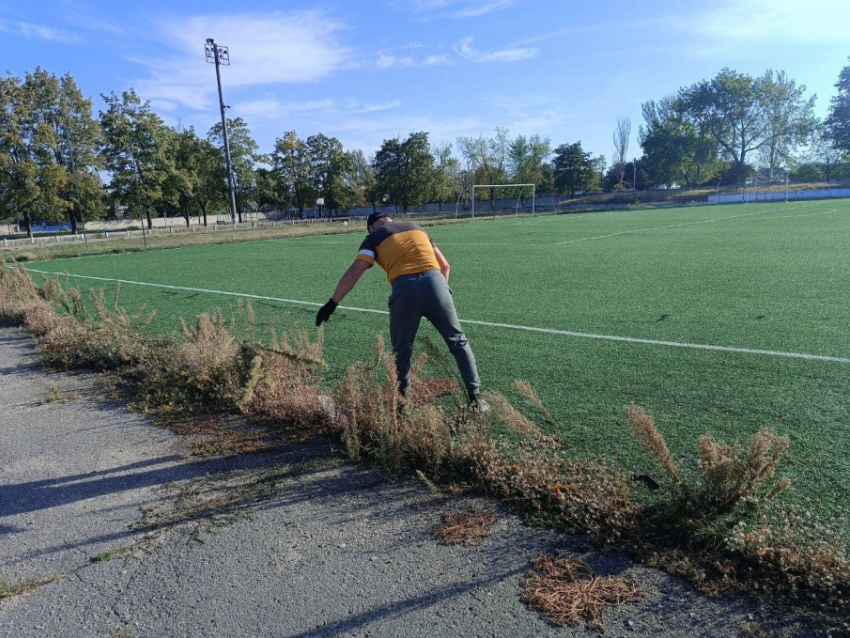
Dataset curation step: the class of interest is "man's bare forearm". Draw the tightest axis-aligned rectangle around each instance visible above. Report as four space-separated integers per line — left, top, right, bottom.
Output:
331 262 368 303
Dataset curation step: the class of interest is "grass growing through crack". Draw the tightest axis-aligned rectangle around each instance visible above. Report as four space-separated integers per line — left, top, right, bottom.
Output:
134 461 324 536
0 574 61 599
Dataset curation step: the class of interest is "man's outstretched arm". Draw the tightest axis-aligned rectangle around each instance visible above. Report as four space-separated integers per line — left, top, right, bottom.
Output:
316 259 371 325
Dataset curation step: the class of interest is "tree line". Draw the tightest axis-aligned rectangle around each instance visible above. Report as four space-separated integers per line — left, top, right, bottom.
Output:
2 60 850 237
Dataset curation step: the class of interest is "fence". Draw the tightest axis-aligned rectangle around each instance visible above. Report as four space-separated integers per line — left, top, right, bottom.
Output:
708 188 850 204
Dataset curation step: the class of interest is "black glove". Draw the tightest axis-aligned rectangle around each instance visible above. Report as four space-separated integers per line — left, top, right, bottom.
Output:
315 299 338 326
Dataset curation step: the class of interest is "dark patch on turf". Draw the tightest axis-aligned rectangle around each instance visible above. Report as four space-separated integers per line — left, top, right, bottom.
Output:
755 315 765 320
656 314 671 322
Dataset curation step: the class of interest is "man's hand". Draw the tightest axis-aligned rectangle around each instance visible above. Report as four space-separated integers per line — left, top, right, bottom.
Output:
315 299 338 326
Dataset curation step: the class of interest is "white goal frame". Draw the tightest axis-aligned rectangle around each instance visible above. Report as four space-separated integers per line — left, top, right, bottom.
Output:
470 184 536 221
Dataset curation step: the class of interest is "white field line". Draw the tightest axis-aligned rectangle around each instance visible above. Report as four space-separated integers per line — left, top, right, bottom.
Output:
553 201 821 245
22 267 850 364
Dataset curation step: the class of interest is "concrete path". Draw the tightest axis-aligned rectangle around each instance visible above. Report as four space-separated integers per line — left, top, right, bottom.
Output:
0 328 802 637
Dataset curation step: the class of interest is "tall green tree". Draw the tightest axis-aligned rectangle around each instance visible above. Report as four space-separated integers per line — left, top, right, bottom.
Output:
552 142 595 197
457 127 510 208
431 142 461 210
826 58 850 153
508 133 550 187
372 132 435 213
167 126 204 227
271 130 315 217
348 149 377 209
26 69 103 233
208 117 259 222
639 96 721 187
0 74 39 237
306 133 353 215
758 70 817 179
99 89 174 230
678 68 815 184
194 139 226 226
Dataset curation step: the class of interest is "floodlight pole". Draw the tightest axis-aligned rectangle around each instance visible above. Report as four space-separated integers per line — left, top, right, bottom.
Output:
206 38 238 225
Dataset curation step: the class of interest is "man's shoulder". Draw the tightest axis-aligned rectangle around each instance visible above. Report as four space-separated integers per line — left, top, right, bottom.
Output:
384 221 423 233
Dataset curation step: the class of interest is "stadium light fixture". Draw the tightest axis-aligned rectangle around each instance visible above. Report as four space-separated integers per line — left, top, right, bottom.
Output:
205 38 238 225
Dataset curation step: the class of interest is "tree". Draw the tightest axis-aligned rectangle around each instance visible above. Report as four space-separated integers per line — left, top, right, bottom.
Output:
305 133 353 215
612 117 631 189
508 134 550 187
678 68 815 184
208 117 259 222
639 97 721 187
0 74 39 237
194 139 226 226
27 69 103 233
0 69 102 236
758 70 817 179
271 130 315 217
99 89 174 230
372 132 435 213
552 142 595 197
457 127 510 208
431 142 461 210
826 58 850 153
348 149 377 210
804 123 847 182
167 126 204 227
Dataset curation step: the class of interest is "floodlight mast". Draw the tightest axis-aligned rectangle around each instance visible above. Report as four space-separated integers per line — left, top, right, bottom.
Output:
205 38 238 225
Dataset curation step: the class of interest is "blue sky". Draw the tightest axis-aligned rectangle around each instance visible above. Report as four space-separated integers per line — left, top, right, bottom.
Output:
1 0 848 163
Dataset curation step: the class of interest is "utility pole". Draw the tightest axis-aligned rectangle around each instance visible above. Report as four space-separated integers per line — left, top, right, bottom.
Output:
205 38 238 225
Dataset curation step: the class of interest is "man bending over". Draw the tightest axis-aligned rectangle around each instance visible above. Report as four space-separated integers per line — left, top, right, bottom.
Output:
316 212 486 410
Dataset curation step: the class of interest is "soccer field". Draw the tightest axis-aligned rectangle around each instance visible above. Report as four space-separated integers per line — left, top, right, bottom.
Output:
24 201 850 522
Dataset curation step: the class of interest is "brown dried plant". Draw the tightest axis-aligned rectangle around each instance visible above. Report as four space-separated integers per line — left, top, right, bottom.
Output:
624 403 683 486
521 554 645 631
430 508 497 546
697 430 790 511
513 379 557 427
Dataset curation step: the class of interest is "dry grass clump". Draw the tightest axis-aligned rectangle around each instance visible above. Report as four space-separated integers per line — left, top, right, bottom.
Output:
430 508 497 546
468 442 638 539
624 404 790 514
333 336 459 472
521 554 645 631
237 328 329 430
725 514 850 626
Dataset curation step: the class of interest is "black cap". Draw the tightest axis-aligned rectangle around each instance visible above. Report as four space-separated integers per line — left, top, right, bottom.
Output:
367 212 389 229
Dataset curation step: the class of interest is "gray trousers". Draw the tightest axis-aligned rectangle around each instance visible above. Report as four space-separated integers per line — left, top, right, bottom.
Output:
388 269 481 399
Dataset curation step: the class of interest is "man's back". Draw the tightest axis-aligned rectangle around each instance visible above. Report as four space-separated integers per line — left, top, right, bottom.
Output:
356 221 440 283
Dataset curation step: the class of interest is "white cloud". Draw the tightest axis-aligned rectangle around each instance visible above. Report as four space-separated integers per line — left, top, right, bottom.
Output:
376 53 416 68
130 11 352 110
396 0 518 19
424 54 449 65
453 36 537 62
0 20 82 43
236 98 337 120
694 0 850 43
350 100 402 114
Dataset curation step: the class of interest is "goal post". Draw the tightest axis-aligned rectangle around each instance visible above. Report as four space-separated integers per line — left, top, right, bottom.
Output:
469 184 536 221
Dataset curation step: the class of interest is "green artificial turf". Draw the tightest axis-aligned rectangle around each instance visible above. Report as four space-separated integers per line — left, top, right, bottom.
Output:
24 200 850 523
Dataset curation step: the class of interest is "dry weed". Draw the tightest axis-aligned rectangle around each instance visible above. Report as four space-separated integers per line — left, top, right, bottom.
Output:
430 508 497 546
521 554 645 631
0 573 61 599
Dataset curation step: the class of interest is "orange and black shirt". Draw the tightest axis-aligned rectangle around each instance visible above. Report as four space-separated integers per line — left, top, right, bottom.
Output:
355 221 440 284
